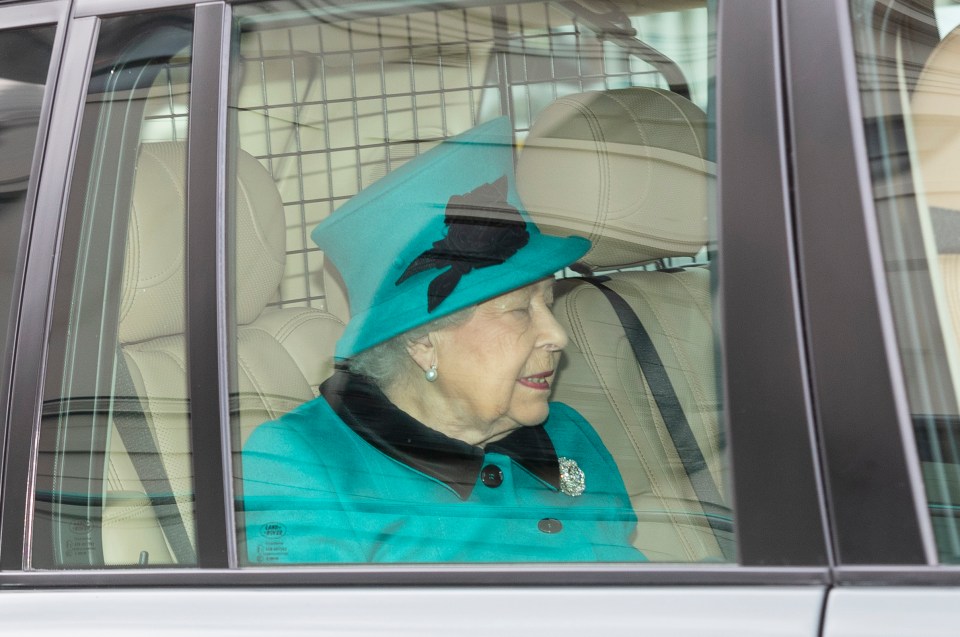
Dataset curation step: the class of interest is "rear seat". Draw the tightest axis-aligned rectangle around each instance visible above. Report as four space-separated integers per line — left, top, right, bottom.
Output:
517 87 728 561
102 141 344 565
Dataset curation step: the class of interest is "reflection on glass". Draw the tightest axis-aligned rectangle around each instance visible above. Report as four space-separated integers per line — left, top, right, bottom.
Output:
0 24 55 381
849 0 960 562
32 13 196 569
229 0 731 565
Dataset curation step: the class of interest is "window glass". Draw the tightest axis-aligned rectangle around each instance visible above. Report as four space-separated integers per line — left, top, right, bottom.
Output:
0 24 55 387
849 0 960 563
230 0 731 565
33 12 195 568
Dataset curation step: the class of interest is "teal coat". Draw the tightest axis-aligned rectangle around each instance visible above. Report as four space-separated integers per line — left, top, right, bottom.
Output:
242 372 644 563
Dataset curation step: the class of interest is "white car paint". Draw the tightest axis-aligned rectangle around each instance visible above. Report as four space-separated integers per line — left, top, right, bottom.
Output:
0 586 827 636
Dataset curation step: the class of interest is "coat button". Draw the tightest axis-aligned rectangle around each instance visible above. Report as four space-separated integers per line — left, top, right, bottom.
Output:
538 518 563 534
480 464 503 487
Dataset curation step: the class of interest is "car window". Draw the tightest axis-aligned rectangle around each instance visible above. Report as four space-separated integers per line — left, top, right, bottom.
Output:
32 11 195 568
848 0 960 564
0 23 56 397
228 0 731 565
25 0 738 570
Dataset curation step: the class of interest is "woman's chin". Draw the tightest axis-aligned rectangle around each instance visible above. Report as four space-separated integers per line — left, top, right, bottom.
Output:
513 403 551 428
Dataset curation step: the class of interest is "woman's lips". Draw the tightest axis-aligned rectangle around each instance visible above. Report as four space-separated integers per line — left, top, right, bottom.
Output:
517 370 553 390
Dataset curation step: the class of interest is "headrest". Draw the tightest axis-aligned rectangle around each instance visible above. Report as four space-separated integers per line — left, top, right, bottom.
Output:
118 142 286 343
912 26 960 216
517 88 712 269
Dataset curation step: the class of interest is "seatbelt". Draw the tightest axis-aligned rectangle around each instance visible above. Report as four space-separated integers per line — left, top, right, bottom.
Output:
113 354 197 565
582 276 733 559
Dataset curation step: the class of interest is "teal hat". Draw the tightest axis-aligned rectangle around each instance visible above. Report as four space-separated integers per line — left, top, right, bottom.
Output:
312 117 590 359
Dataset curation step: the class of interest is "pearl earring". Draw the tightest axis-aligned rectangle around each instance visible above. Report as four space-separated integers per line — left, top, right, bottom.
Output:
425 364 438 382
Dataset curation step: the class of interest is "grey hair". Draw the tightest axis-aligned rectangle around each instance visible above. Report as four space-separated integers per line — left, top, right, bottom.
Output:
348 305 476 389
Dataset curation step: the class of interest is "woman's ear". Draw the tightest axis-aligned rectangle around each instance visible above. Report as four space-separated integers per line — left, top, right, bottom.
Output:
405 333 436 373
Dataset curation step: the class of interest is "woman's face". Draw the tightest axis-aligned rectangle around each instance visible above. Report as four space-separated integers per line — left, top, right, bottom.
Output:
423 278 568 446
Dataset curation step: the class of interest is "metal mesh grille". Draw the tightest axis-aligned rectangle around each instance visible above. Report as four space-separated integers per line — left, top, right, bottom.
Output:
232 2 666 310
131 2 702 308
141 56 192 143
132 4 712 311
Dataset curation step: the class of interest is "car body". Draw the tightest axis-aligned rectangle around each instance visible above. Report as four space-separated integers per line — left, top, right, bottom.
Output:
2 0 960 633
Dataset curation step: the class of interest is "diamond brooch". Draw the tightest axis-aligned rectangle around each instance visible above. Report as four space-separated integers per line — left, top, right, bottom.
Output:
558 457 585 496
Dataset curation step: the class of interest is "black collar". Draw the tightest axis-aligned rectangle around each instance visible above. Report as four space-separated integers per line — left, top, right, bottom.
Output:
320 369 561 499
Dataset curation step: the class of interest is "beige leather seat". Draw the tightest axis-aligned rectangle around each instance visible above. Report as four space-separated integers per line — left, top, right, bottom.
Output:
517 87 728 561
912 25 960 344
102 141 344 565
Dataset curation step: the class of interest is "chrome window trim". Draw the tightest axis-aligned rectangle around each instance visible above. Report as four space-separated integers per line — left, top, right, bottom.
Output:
834 565 960 585
0 565 830 587
0 0 65 26
74 0 198 18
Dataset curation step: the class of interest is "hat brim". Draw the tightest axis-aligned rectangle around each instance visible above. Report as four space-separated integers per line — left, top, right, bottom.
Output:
336 232 589 359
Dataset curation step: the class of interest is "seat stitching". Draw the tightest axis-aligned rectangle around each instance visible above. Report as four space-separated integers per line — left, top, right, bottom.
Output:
558 98 613 243
236 164 286 268
236 348 279 419
136 145 187 285
254 309 346 341
563 284 701 559
621 276 722 494
584 276 720 557
656 271 721 481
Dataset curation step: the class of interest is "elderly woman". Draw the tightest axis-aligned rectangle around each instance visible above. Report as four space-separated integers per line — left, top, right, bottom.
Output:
242 118 644 563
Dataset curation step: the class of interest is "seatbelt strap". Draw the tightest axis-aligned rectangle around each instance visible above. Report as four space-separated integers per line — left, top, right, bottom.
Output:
582 276 733 558
113 354 197 565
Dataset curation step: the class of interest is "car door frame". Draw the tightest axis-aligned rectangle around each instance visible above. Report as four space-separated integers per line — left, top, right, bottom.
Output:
782 0 951 576
1 0 833 620
0 0 74 566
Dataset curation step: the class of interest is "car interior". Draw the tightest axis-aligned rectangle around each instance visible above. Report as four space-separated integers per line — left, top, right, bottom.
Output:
516 87 729 561
33 0 734 567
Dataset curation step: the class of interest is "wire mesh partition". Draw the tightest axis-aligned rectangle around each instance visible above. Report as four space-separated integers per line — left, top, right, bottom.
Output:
231 1 683 311
127 3 712 310
140 57 192 144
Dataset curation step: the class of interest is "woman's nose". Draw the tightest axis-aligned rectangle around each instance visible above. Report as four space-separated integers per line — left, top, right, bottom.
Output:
537 305 569 351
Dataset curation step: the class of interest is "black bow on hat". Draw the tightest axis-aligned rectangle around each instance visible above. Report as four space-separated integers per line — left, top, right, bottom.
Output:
395 176 531 312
